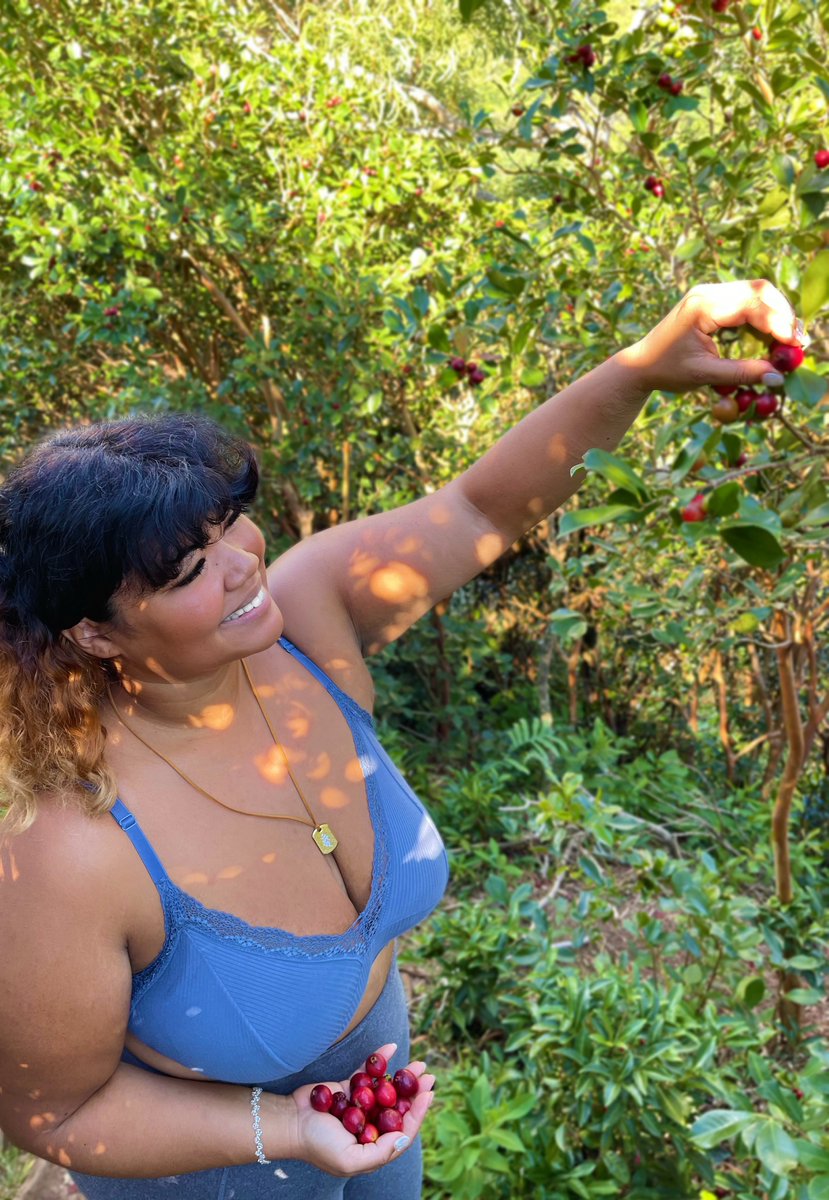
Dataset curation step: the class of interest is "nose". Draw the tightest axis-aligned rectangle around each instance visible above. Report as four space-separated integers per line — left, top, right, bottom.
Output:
223 517 264 588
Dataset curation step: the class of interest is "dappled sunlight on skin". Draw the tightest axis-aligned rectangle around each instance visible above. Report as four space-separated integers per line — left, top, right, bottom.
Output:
28 1112 56 1131
427 504 451 526
144 656 178 683
254 745 292 785
188 703 235 731
475 531 507 565
320 786 350 810
306 750 332 780
261 851 277 864
216 866 243 880
348 548 382 579
0 846 20 882
344 756 364 784
286 710 311 739
547 431 571 465
182 871 210 886
115 668 144 697
368 561 430 604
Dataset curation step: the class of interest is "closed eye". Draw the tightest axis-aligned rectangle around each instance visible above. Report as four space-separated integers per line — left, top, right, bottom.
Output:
173 558 206 588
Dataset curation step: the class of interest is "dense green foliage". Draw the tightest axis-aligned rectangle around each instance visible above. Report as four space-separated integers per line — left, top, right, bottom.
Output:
1 0 828 1196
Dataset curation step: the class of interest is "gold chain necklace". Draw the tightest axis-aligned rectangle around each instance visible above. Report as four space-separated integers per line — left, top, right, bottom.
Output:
105 661 339 856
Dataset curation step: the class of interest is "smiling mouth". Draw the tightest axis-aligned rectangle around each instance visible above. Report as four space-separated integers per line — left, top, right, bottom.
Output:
221 586 267 624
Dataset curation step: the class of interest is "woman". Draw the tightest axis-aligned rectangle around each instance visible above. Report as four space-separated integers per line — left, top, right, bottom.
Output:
0 281 805 1198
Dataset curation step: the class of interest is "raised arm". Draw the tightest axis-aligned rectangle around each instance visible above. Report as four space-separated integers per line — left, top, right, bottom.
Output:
271 280 804 656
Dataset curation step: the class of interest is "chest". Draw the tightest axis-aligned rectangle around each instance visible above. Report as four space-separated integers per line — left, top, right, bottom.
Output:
105 652 379 968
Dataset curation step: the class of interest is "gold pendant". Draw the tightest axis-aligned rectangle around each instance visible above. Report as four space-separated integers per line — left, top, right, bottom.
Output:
312 823 338 854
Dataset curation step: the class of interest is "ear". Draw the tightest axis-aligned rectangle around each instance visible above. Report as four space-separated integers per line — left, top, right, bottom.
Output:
62 617 123 661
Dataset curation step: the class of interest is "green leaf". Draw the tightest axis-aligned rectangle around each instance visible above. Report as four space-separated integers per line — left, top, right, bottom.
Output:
706 482 741 517
736 975 766 1008
785 367 827 409
468 1074 491 1126
784 987 826 1005
488 1128 525 1152
520 365 547 388
754 1120 799 1176
548 608 589 644
772 154 797 187
558 504 639 536
629 101 649 132
582 448 649 500
808 1178 829 1200
499 1094 537 1122
800 502 829 528
459 0 488 19
690 1109 756 1149
758 187 789 217
486 268 526 296
665 94 700 115
477 1146 511 1172
674 236 705 262
427 324 451 352
786 955 827 970
796 1142 829 1172
801 251 829 319
511 319 534 357
720 524 785 569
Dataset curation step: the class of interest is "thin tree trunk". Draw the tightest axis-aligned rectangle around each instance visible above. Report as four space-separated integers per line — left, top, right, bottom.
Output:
567 642 580 725
538 623 556 727
771 612 804 906
713 649 736 782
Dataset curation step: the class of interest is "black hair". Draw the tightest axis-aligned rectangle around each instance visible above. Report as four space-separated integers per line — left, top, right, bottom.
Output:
0 412 259 636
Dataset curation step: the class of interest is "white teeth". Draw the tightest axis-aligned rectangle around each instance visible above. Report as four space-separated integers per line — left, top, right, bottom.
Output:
222 586 265 623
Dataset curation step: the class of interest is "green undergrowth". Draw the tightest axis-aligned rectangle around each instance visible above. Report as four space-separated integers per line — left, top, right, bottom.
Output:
397 716 829 1199
0 1143 33 1200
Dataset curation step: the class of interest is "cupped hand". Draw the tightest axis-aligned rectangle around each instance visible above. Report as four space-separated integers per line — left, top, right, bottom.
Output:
618 278 809 395
288 1042 435 1178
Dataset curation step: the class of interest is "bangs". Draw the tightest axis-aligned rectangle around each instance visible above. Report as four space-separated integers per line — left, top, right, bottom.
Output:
122 458 259 591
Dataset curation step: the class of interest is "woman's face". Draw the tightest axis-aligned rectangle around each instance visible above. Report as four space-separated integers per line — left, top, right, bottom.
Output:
105 513 283 683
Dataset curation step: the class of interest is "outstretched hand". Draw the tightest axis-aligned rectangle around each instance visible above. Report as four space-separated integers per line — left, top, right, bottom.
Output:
618 279 809 395
288 1042 435 1179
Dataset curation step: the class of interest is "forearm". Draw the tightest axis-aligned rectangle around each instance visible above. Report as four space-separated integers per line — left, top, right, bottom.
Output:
15 1062 296 1178
458 349 650 543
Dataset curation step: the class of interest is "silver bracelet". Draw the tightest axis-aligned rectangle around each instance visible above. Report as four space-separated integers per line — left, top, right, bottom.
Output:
250 1086 270 1165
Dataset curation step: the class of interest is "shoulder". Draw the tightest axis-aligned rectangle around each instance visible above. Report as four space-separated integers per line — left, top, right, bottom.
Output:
0 792 141 933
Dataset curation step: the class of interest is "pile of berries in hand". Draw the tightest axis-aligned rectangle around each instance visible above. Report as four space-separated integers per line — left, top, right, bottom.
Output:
309 1052 420 1145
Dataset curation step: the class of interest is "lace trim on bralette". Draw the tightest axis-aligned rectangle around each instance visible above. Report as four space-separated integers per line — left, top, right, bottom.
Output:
130 716 390 1006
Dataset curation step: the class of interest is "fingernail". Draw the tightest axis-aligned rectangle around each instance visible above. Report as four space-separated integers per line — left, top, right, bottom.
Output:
762 371 785 387
394 1136 411 1152
795 319 811 347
